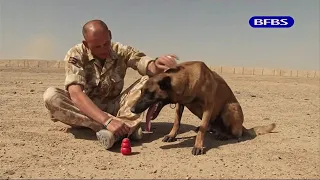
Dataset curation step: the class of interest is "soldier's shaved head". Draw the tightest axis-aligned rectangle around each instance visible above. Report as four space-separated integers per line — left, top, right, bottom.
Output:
82 19 110 40
82 19 112 60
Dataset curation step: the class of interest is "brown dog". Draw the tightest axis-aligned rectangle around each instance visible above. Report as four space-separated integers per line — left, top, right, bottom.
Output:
131 61 276 155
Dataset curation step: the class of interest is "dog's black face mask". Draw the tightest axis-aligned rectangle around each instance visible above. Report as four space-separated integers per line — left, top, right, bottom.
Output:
130 75 172 120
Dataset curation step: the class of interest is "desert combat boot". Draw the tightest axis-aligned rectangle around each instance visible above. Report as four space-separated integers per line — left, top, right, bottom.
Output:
96 125 143 149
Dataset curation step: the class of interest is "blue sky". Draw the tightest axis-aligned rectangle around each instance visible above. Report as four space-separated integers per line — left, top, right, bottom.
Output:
0 0 319 70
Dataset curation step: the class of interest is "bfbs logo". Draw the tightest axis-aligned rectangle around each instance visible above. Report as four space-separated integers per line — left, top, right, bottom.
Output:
249 16 294 28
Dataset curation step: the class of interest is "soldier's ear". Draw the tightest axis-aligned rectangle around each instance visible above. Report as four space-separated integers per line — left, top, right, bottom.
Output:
82 40 88 48
109 30 112 40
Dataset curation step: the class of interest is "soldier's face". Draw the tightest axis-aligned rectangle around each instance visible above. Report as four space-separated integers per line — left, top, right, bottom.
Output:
84 30 112 60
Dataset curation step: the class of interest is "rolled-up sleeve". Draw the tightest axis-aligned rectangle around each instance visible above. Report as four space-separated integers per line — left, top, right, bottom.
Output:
63 46 86 90
111 42 155 76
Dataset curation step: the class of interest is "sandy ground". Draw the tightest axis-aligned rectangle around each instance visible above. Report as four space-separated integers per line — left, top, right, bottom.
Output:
0 66 319 179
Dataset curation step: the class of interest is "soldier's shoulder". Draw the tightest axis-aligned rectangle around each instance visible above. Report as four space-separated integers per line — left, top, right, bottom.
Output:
67 43 87 54
64 43 89 62
111 41 135 53
111 41 123 49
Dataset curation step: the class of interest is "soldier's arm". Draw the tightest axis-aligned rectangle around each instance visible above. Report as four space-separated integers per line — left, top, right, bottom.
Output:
111 42 158 76
64 45 112 126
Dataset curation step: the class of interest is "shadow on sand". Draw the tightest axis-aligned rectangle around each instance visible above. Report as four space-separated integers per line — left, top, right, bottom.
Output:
64 121 268 154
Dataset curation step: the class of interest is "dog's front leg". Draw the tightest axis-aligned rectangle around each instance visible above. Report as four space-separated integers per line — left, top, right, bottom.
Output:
192 108 212 155
162 103 184 142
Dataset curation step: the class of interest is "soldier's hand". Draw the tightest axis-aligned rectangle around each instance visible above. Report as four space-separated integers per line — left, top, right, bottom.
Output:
106 117 131 137
155 54 179 72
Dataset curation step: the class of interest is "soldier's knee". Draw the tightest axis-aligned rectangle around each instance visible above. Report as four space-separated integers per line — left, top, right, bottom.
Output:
43 87 59 105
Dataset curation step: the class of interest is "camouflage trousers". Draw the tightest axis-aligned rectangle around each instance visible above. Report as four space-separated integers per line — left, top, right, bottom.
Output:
43 76 149 135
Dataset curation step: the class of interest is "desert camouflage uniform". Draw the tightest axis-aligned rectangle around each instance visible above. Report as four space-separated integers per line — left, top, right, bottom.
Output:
43 42 154 135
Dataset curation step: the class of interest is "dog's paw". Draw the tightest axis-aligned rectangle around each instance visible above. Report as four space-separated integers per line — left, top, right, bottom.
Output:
162 135 177 142
236 137 242 142
192 147 205 155
214 134 230 141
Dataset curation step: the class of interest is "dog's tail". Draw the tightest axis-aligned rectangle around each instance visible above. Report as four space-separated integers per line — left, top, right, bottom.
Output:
242 123 276 138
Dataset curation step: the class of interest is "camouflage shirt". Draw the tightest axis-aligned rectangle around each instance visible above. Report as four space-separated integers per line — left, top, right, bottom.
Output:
63 42 154 106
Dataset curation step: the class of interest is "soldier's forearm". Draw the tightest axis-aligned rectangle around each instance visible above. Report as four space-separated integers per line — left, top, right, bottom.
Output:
68 85 111 125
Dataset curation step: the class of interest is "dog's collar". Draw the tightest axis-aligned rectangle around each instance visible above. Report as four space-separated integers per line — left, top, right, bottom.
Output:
169 104 176 109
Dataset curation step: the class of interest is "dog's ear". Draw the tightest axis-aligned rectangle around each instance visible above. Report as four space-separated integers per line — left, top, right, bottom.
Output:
158 76 172 91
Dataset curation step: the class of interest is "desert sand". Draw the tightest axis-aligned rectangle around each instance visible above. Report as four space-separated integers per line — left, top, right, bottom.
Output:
0 65 319 179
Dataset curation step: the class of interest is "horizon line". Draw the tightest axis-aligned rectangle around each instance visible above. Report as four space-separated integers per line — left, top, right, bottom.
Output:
0 58 319 72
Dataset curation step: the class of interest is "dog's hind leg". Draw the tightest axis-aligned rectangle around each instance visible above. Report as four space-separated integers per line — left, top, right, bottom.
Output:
162 103 184 142
220 102 244 141
206 116 232 141
195 116 231 141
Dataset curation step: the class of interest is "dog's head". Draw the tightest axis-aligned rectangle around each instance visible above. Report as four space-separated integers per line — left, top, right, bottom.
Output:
130 67 186 119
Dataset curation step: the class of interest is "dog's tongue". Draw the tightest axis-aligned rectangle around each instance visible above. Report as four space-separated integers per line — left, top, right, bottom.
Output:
145 104 156 132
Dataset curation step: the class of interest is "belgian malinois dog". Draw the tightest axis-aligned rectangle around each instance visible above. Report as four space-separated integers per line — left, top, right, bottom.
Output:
131 61 276 155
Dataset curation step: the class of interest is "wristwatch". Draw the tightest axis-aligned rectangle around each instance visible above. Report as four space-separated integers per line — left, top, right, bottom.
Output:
103 117 113 129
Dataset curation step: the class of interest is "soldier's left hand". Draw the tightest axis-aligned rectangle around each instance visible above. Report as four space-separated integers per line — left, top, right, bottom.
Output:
155 54 178 72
